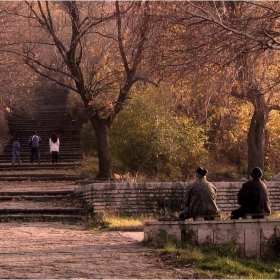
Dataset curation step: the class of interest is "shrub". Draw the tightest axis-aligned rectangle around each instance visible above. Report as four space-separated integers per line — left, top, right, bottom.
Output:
110 88 209 180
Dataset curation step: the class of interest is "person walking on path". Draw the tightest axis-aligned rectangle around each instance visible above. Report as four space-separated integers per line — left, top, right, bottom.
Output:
28 131 41 164
231 167 271 219
12 137 21 165
179 167 220 220
49 132 60 164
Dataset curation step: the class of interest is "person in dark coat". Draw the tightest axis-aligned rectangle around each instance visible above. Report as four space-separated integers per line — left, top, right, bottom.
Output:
28 131 42 164
179 167 220 220
230 167 271 219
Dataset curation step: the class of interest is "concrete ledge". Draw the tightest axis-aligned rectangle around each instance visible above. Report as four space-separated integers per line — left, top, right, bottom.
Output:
144 218 280 259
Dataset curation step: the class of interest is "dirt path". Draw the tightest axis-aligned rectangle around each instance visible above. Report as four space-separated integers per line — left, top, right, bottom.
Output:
0 181 183 279
0 222 182 279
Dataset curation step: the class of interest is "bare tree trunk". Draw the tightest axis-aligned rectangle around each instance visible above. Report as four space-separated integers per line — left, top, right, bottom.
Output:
247 98 269 178
90 116 111 179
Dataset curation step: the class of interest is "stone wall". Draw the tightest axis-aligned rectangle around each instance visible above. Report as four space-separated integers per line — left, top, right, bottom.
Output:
215 181 280 213
73 181 280 214
74 182 186 215
144 219 280 259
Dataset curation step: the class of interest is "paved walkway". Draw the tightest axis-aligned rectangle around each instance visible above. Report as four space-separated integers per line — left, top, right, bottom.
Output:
0 222 182 279
0 182 184 279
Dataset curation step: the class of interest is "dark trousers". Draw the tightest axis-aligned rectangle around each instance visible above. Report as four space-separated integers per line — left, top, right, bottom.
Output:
230 207 247 219
52 151 58 163
178 211 214 221
12 151 21 164
231 207 265 219
31 147 40 163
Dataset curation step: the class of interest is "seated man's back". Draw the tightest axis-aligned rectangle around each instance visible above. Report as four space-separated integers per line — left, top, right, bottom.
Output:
179 167 220 220
231 167 271 219
186 180 219 217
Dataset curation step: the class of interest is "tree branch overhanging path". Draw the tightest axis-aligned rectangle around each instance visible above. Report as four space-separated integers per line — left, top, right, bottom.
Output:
19 1 158 179
4 1 280 179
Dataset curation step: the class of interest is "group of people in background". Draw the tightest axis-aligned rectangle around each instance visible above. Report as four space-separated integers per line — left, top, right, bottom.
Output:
179 166 271 220
12 131 60 165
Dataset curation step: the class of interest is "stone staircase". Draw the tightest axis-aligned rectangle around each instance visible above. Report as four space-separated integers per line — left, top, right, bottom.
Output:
4 88 82 160
0 86 90 223
0 189 86 222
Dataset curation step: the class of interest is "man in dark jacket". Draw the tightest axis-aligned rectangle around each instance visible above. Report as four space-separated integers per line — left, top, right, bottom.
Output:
179 167 220 220
28 131 42 164
231 167 271 219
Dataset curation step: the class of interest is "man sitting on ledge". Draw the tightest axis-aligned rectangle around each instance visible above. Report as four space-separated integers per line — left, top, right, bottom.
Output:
179 167 220 220
231 167 271 219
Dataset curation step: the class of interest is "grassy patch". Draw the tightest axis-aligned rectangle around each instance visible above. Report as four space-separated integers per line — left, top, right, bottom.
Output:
85 212 155 231
270 212 280 219
154 241 280 279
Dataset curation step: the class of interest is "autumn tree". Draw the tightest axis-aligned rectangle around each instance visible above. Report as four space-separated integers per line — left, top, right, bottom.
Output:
162 1 280 176
9 1 164 179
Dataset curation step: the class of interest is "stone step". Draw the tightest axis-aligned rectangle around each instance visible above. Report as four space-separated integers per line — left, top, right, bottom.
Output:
0 169 78 175
6 135 80 139
0 195 71 201
9 121 74 125
8 139 79 144
0 174 81 182
0 163 80 170
0 190 73 196
0 214 86 223
8 116 75 121
7 132 79 137
8 122 73 127
3 147 82 152
0 190 79 201
6 130 79 134
0 154 83 160
7 141 80 145
0 191 88 222
6 160 82 164
5 133 80 138
0 160 82 165
1 152 82 157
8 143 79 149
4 143 81 147
9 115 70 121
0 208 84 215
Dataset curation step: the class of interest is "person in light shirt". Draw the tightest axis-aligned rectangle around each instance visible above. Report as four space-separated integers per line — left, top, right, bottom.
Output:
49 132 60 164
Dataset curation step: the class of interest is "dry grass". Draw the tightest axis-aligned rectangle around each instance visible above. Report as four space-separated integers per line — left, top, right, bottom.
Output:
86 212 156 231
